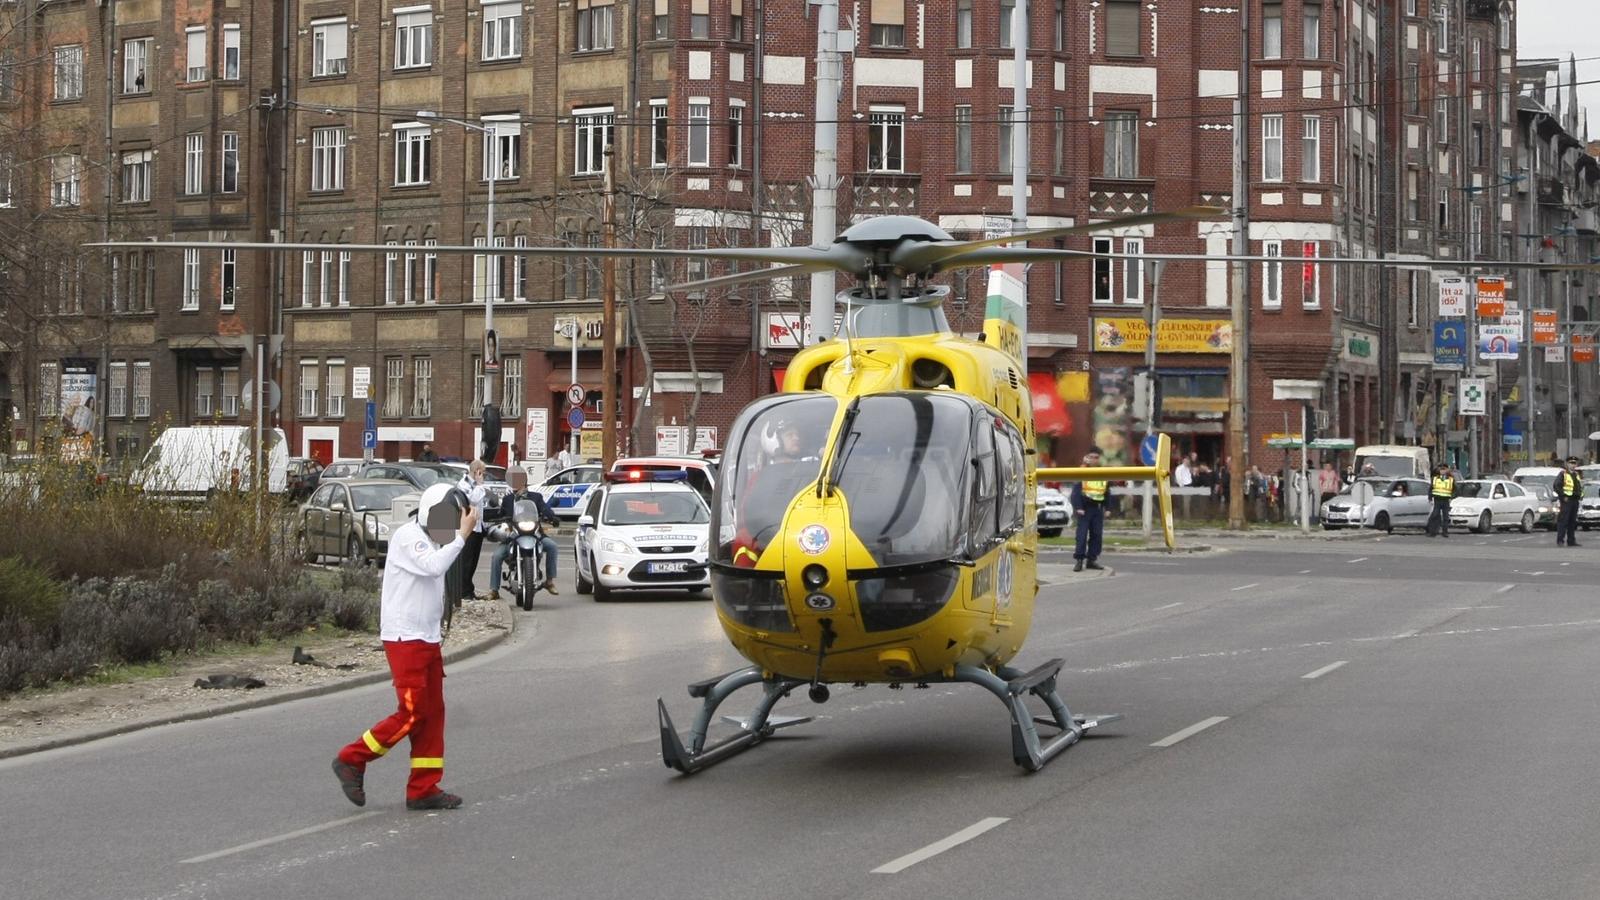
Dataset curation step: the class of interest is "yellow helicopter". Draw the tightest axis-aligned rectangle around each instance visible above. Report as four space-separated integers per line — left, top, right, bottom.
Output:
95 205 1215 772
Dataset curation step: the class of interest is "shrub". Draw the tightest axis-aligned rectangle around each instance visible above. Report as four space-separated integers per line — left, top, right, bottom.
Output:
337 561 383 595
192 579 272 646
327 590 378 632
0 556 66 631
265 575 328 638
59 567 198 665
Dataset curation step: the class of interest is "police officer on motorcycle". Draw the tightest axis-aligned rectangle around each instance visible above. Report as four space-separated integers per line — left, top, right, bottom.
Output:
487 470 562 598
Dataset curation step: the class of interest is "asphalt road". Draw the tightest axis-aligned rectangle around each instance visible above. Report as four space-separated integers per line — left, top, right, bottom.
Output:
9 533 1600 899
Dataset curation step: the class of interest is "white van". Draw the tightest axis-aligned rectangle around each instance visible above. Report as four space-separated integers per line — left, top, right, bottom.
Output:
131 426 289 499
1352 445 1431 479
1511 466 1564 489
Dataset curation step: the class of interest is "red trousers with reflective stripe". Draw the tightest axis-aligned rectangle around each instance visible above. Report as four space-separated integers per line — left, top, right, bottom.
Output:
337 640 446 801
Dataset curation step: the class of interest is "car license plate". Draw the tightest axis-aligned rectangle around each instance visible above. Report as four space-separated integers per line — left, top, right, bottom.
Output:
647 561 689 575
1041 511 1067 523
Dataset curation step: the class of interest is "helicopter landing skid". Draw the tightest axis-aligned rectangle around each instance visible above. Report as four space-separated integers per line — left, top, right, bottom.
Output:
954 659 1122 772
658 666 813 775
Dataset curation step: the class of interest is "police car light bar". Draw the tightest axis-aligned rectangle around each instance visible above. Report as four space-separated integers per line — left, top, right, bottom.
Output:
604 470 689 484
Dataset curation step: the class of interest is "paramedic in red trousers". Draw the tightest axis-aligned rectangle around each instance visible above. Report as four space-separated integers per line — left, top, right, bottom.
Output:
1070 447 1108 573
332 483 478 811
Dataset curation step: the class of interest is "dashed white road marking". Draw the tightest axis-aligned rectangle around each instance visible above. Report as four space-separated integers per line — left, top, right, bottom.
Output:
1153 601 1184 611
1347 557 1369 563
1298 569 1313 574
180 811 384 865
1231 583 1260 592
1152 716 1229 748
1301 660 1348 680
1496 584 1517 594
1514 570 1547 577
871 818 1009 874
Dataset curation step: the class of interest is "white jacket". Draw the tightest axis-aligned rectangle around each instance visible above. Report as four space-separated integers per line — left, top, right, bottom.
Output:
379 519 465 644
458 475 488 533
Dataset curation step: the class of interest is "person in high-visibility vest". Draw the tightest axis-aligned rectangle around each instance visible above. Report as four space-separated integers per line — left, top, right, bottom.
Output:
1425 464 1456 538
1070 447 1108 572
1554 455 1584 547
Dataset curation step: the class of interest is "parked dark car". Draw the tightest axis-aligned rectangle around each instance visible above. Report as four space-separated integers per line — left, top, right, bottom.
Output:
286 457 324 501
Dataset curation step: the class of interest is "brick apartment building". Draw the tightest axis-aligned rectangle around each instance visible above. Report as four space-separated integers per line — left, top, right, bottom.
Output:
7 0 1567 479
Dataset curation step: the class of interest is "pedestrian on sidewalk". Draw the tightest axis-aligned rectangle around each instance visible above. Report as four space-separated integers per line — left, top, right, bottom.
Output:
1554 456 1583 547
332 483 478 811
1071 448 1108 572
448 460 490 603
1425 463 1455 537
1318 461 1341 506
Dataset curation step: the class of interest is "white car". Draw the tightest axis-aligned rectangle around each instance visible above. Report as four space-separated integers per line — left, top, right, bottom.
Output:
1319 477 1432 533
537 464 604 520
574 475 711 601
1577 482 1600 530
1449 479 1538 534
1036 486 1070 537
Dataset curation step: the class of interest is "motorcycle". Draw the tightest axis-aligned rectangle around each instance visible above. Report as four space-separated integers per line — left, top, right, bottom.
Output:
487 499 557 611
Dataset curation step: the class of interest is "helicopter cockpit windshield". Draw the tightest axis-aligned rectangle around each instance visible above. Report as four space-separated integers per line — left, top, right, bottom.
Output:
715 393 839 565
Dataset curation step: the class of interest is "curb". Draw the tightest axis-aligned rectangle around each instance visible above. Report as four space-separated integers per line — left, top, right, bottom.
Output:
0 601 517 761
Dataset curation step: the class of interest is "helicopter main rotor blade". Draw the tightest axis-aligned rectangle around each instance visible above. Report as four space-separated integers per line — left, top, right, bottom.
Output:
938 246 1600 272
87 239 872 273
892 205 1227 275
662 263 824 295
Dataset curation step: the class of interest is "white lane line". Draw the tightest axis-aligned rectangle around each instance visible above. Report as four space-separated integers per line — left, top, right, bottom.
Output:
1561 562 1572 566
871 817 1010 874
1504 536 1536 543
1496 583 1517 594
1347 557 1369 563
1151 716 1229 748
180 811 384 865
1231 583 1260 592
1302 660 1348 680
1298 569 1313 574
1153 601 1184 611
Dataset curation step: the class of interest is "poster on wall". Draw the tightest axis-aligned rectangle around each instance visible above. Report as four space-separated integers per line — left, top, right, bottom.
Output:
1438 277 1469 318
1092 367 1134 468
58 359 98 463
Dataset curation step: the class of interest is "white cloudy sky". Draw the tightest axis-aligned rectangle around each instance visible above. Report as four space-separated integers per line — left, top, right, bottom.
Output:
1517 0 1600 126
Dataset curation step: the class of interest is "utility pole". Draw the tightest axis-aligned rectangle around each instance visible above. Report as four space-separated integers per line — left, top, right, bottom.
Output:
602 147 618 470
1227 3 1252 529
1010 0 1027 243
807 0 840 344
1142 261 1165 541
1525 116 1538 463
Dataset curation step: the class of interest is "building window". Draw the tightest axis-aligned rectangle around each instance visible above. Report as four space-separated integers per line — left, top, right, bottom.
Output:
684 226 707 290
954 105 972 172
574 107 614 175
1262 240 1282 308
483 0 523 60
513 235 528 301
503 356 523 417
1407 271 1419 328
727 103 744 167
1102 111 1137 177
1406 0 1417 14
1438 189 1448 229
731 0 745 40
38 363 59 418
1407 63 1420 114
999 0 1018 49
1106 0 1139 56
651 100 669 166
1470 204 1483 257
319 251 334 307
1471 123 1485 167
196 368 215 417
1262 114 1283 181
1122 237 1144 304
1407 168 1420 220
650 231 670 294
690 0 709 38
220 132 240 193
326 359 346 419
109 362 128 418
338 251 350 306
1435 97 1448 137
54 45 83 101
311 126 345 191
483 117 521 181
184 133 205 194
871 0 905 47
394 123 432 186
133 362 152 418
1055 0 1065 50
384 358 405 418
423 240 437 303
123 37 151 94
50 155 80 207
868 105 904 173
1092 237 1113 303
221 367 239 416
299 361 320 418
412 357 432 418
956 0 972 48
1301 116 1320 182
471 357 486 417
654 0 671 39
110 255 122 311
122 149 153 200
395 8 434 69
312 19 349 76
1262 2 1282 58
998 106 1014 173
687 101 710 166
182 249 200 310
1302 242 1320 309
577 0 615 51
1303 1 1320 58
473 236 507 303
220 249 236 310
186 27 207 82
222 24 241 80
1437 1 1450 52
143 252 155 310
304 250 317 307
1053 107 1065 175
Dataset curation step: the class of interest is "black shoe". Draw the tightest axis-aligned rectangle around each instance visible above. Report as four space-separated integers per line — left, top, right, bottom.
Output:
332 758 366 807
1073 559 1085 572
1085 561 1105 571
1569 542 1582 548
406 791 463 811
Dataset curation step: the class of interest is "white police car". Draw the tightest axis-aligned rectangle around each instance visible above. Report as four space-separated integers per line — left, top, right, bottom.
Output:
537 464 603 520
574 472 710 601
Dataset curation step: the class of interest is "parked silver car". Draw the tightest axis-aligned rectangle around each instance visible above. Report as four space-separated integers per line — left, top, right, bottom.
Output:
296 478 421 565
1320 477 1432 533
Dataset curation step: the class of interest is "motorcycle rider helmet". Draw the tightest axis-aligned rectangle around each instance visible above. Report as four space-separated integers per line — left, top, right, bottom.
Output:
418 483 470 545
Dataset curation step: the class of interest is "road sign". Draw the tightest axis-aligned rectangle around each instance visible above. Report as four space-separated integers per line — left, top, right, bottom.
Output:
365 401 377 432
363 430 377 450
1479 324 1519 360
567 406 586 430
567 383 585 406
240 379 281 414
352 366 371 399
1139 434 1160 466
1433 321 1467 371
1459 377 1487 416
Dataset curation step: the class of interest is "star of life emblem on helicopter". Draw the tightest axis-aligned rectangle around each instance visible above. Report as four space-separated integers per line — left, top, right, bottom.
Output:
798 524 830 555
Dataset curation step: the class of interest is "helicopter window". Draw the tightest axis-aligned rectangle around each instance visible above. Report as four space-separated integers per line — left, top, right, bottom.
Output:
713 394 840 566
967 417 1000 552
997 420 1025 531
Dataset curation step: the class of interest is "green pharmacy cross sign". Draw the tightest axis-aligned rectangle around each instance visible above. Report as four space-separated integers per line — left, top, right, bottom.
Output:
1462 383 1484 406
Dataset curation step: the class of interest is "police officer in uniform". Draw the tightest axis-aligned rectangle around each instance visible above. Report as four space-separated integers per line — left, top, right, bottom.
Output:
1071 447 1107 572
1554 456 1583 547
1425 463 1455 538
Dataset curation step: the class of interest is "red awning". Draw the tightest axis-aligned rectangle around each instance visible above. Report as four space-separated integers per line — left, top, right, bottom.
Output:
1029 371 1073 437
772 367 787 391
